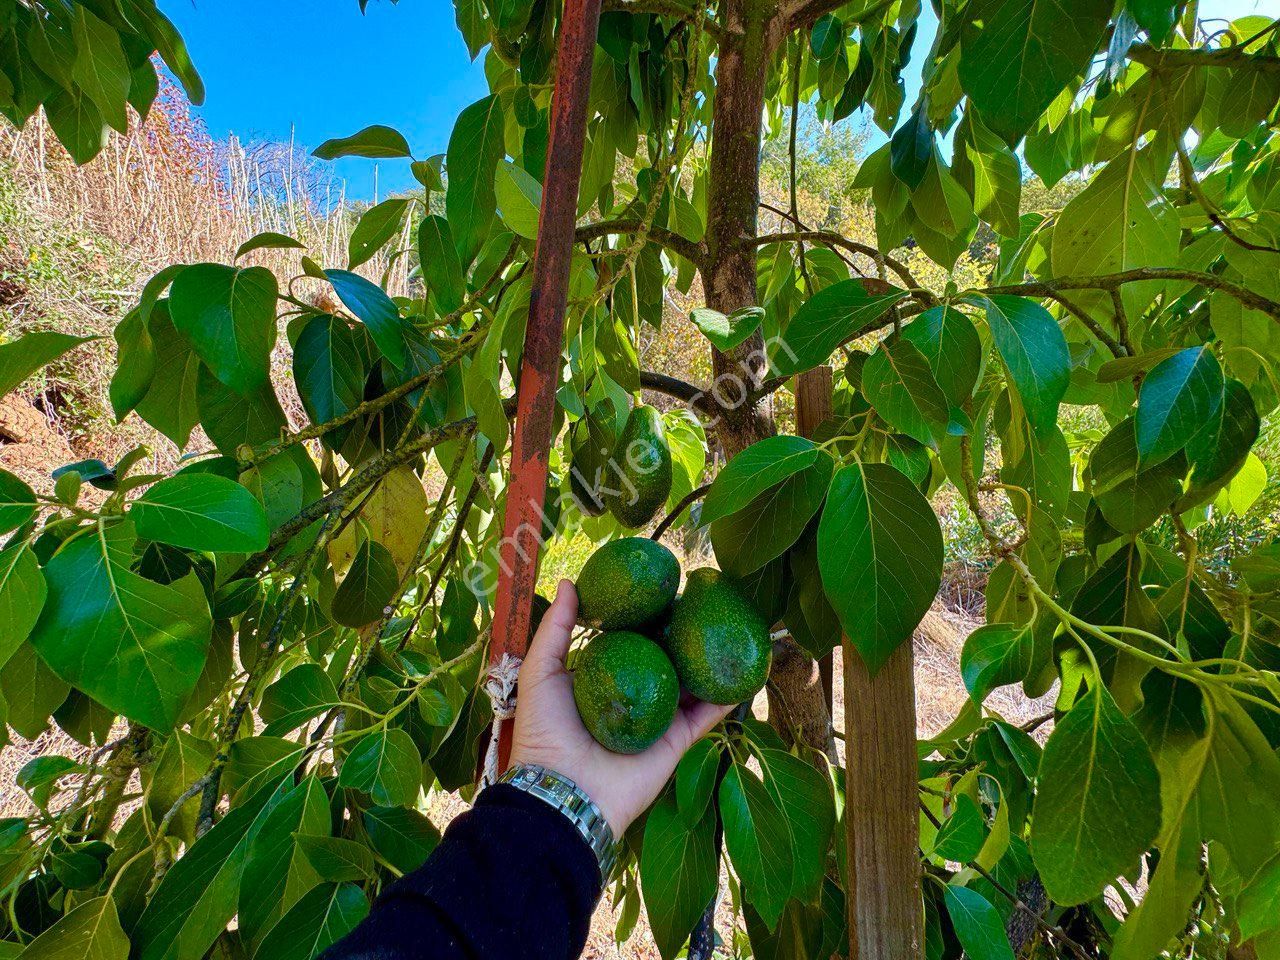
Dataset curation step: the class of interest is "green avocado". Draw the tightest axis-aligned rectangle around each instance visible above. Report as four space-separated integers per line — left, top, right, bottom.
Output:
568 408 616 518
576 537 680 631
572 631 679 754
667 568 772 705
603 405 672 528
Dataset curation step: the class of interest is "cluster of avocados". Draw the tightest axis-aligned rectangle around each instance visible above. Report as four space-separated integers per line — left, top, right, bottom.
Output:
571 537 773 754
570 404 673 528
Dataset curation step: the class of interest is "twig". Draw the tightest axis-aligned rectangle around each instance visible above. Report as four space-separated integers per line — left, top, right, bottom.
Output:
1176 143 1280 255
751 230 934 301
651 482 711 539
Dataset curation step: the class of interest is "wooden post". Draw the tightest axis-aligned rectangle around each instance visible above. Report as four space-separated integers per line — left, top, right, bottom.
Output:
843 640 923 960
488 0 602 773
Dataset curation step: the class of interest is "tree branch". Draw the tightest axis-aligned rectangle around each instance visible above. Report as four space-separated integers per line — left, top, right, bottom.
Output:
651 482 711 539
782 0 896 33
575 220 706 268
600 0 724 39
639 369 717 415
1176 143 1280 255
752 229 937 304
1129 42 1280 73
982 268 1280 322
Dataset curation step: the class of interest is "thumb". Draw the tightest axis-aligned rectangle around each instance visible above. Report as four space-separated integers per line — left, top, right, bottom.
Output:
524 579 578 674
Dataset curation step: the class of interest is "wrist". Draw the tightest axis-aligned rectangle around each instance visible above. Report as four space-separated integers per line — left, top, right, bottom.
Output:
498 763 620 884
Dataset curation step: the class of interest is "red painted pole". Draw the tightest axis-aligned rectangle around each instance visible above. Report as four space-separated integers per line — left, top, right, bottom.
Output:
488 0 602 773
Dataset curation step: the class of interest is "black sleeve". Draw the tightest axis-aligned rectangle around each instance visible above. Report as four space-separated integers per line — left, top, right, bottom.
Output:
319 784 602 960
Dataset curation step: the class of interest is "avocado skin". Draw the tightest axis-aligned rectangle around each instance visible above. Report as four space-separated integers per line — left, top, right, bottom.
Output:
603 405 672 528
667 568 772 705
573 631 679 754
576 538 680 631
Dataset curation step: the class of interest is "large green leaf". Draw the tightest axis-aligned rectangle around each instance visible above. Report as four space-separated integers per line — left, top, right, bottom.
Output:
757 747 835 904
132 474 269 553
0 545 44 672
862 335 954 445
339 728 422 807
169 264 278 395
197 366 287 456
690 306 766 352
446 95 506 265
348 197 410 269
71 7 129 133
145 730 214 844
325 269 407 369
1181 377 1260 509
1030 684 1160 905
818 462 943 674
134 302 202 449
960 623 1034 705
109 308 156 419
771 279 908 378
362 805 441 874
0 331 94 399
237 775 330 949
958 0 1111 144
701 436 819 526
332 539 400 628
21 894 128 960
720 762 795 930
1089 418 1185 533
943 885 1015 960
293 315 367 426
977 295 1069 437
313 125 411 160
29 522 212 731
957 111 1022 236
674 739 719 828
1135 345 1224 466
641 792 718 960
900 305 982 408
417 215 466 313
0 469 37 534
710 456 832 577
260 663 340 736
254 883 369 960
494 159 542 239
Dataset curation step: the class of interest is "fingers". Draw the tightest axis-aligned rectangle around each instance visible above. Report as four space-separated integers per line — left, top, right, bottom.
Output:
668 699 735 754
524 579 578 671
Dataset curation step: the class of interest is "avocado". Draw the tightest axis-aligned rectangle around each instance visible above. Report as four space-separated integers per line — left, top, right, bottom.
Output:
530 593 552 634
568 409 616 517
666 568 771 705
576 537 679 631
572 631 679 754
603 405 672 528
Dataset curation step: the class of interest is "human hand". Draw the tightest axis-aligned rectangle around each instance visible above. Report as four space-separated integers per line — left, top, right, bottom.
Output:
509 579 734 837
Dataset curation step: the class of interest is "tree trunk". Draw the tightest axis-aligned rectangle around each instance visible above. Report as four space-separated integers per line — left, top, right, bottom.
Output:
842 641 924 960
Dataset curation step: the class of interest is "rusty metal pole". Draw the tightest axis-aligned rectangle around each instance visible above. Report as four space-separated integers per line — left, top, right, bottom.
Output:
488 0 603 774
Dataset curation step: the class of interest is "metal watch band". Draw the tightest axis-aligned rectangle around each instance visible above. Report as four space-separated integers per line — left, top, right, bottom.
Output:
498 763 619 886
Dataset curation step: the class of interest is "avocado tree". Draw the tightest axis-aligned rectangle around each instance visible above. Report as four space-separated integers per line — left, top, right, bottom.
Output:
4 0 1280 958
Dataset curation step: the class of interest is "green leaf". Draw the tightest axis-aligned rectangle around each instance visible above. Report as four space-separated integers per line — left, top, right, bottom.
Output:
0 545 44 672
771 279 908 378
417 215 466 314
757 747 835 903
641 792 718 960
362 805 441 874
293 315 367 426
958 0 1111 144
701 436 819 526
296 836 375 883
132 474 269 552
313 125 411 160
109 308 155 420
934 795 986 863
1031 684 1160 905
818 462 943 674
690 306 765 352
29 522 212 731
711 456 833 577
71 7 130 133
254 883 369 960
235 232 305 259
1136 346 1224 466
1089 418 1185 533
0 330 94 398
348 197 411 269
134 302 201 449
1182 378 1260 509
494 159 542 239
45 87 109 164
446 95 506 265
977 295 1069 436
260 663 340 736
810 14 843 60
961 623 1035 705
332 539 399 628
169 264 278 394
943 885 1016 960
862 335 954 445
675 739 720 828
237 776 331 948
959 111 1022 236
21 895 128 960
0 642 70 740
145 730 214 843
133 779 289 960
900 305 982 408
720 762 795 930
325 269 407 369
339 728 422 806
0 469 36 534
197 368 287 457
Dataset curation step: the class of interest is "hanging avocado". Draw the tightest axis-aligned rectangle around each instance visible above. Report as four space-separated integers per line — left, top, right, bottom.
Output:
603 404 672 528
568 408 615 518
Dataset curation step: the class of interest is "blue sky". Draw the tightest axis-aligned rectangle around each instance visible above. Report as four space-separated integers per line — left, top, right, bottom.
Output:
162 0 1272 200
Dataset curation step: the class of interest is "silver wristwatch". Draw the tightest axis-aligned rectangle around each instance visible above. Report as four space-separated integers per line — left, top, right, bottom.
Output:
498 763 618 885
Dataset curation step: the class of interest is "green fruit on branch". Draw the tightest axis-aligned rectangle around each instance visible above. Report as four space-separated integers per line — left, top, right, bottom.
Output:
576 537 679 631
603 404 672 528
572 630 679 754
667 568 771 705
567 407 616 518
